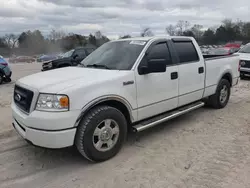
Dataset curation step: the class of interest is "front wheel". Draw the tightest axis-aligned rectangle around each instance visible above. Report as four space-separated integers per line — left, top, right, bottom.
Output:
208 79 231 109
75 105 127 162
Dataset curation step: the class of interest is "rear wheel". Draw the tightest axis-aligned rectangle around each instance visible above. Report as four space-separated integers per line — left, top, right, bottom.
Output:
75 105 127 162
208 79 231 109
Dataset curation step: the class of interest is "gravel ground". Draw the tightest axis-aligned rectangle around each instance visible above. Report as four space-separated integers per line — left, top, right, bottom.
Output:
0 63 250 188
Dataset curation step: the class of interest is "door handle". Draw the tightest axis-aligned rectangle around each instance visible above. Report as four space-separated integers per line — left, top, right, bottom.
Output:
171 72 178 80
198 67 204 74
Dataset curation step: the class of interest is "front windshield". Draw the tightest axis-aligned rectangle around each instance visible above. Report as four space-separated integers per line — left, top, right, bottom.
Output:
62 49 74 58
238 45 250 53
80 40 147 70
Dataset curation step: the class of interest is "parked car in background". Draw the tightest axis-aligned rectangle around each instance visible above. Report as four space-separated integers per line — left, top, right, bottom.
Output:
0 57 12 84
42 47 95 71
9 56 36 63
224 42 241 53
236 43 250 78
208 47 235 56
12 36 239 162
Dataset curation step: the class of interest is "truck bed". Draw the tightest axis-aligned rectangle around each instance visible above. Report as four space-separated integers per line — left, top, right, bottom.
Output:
203 54 238 60
203 54 239 98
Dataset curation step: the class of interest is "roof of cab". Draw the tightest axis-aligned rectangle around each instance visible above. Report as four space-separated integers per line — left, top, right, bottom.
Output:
116 36 194 42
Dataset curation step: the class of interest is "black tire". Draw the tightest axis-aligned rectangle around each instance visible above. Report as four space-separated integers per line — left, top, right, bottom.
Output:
208 79 231 109
75 105 127 162
5 77 11 83
0 73 3 84
240 74 245 80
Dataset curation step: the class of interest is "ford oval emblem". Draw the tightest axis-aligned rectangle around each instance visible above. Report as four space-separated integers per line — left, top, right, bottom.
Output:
241 61 246 66
15 93 21 101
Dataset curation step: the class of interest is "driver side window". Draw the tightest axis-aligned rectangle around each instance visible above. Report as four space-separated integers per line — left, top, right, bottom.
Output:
74 49 86 58
140 42 172 66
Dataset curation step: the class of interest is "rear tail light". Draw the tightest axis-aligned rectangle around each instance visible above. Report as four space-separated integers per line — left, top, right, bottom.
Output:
2 63 8 66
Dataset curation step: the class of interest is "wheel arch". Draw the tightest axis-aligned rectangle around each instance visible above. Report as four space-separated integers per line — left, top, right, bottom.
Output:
74 96 134 128
220 72 233 86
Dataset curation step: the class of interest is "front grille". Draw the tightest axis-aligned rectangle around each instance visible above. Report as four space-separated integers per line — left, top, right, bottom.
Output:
14 85 34 113
241 60 250 68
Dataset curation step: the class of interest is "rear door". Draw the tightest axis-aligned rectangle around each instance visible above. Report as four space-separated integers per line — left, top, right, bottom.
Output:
170 38 205 106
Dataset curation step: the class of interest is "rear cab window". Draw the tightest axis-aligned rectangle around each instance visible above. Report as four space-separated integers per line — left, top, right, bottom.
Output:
172 41 199 63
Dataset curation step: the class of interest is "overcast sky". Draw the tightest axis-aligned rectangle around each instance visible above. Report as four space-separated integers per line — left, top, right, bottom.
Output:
0 0 249 39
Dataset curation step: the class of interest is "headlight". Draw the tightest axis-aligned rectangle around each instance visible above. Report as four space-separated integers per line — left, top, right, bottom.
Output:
36 94 69 112
48 62 53 68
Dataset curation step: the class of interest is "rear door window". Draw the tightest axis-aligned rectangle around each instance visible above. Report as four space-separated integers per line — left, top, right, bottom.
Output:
173 41 199 63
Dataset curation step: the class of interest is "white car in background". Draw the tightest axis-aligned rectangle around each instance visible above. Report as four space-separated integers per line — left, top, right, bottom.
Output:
236 43 250 78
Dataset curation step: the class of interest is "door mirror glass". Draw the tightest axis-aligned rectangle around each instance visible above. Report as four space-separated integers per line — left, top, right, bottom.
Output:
148 59 166 73
138 59 166 75
73 54 78 59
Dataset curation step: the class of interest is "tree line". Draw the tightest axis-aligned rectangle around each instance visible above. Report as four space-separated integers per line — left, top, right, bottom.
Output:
1 19 250 57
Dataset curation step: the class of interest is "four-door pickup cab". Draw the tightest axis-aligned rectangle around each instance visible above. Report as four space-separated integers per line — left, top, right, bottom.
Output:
41 47 95 71
12 36 240 162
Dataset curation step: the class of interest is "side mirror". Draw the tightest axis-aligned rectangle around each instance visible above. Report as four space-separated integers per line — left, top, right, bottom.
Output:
73 54 78 59
138 59 166 75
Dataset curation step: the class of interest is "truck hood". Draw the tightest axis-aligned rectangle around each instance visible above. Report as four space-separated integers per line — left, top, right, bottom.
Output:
17 67 130 93
236 53 250 61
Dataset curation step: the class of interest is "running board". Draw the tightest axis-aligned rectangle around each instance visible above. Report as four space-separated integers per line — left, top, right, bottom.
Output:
133 101 205 132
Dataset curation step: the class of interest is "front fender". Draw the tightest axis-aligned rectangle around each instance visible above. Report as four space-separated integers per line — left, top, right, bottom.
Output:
73 95 136 127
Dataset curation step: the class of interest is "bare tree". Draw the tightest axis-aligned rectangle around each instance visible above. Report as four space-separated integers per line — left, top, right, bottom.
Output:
48 29 66 42
141 27 154 37
4 34 18 48
166 24 176 36
176 20 190 35
222 19 233 29
191 24 204 40
95 31 102 39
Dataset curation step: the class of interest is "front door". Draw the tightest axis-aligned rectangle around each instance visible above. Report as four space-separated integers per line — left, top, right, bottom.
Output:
135 41 179 121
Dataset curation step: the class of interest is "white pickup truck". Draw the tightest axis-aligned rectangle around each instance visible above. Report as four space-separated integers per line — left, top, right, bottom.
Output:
236 43 250 78
12 36 240 162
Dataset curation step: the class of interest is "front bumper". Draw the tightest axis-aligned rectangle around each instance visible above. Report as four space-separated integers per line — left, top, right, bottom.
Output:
41 67 54 71
240 67 250 75
13 119 76 148
12 103 79 149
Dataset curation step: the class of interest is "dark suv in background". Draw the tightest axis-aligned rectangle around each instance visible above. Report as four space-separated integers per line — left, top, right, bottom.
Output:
42 47 95 71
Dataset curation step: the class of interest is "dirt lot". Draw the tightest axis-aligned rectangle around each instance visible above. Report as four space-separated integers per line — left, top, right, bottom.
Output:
1 63 250 188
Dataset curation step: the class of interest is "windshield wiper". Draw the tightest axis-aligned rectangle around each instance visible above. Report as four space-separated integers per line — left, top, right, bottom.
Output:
86 64 111 69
